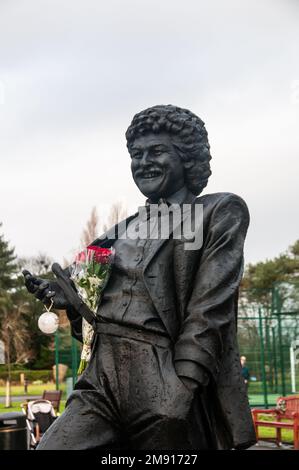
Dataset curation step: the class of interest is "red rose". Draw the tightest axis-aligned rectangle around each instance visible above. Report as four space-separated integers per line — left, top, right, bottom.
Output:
87 246 113 264
75 251 87 263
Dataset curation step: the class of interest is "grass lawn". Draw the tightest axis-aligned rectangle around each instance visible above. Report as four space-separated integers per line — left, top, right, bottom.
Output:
0 382 66 397
248 393 285 407
0 400 66 414
254 413 294 444
259 428 294 444
258 426 293 444
0 402 26 413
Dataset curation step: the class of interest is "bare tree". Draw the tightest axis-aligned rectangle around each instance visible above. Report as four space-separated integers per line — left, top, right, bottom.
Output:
81 207 99 247
103 202 127 232
62 206 100 266
0 291 33 363
0 293 32 407
18 253 53 276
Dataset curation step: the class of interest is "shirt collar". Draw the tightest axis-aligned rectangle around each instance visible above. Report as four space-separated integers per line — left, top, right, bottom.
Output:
146 186 196 207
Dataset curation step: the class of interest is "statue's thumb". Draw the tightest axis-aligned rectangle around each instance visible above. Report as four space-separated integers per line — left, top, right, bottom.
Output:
22 269 31 278
51 263 96 326
51 262 64 279
51 262 75 303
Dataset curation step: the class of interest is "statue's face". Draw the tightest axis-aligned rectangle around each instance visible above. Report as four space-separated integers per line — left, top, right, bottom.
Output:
129 132 185 201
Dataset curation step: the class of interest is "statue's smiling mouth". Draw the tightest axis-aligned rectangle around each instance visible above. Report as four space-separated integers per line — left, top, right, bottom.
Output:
139 169 163 180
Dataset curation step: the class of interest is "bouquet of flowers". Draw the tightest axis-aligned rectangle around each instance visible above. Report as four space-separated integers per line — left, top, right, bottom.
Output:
70 245 115 374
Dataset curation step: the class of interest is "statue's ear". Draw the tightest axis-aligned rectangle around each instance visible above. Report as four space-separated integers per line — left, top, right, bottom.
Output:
183 158 195 170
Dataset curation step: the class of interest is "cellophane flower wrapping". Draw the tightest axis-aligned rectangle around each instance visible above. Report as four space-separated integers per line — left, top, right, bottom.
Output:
70 245 115 374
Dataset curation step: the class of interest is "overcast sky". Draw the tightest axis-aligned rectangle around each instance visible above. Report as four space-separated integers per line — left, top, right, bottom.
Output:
0 0 298 266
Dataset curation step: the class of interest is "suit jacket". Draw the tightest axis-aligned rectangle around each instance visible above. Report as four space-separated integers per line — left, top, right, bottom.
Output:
67 191 256 449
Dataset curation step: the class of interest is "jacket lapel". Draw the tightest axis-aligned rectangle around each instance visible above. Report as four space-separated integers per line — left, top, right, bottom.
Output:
142 202 196 273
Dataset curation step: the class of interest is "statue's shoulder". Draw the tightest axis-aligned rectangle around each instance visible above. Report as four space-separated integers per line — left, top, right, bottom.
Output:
194 192 250 225
195 191 248 210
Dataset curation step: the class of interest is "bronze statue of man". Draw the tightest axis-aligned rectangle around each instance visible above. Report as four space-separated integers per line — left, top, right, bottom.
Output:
23 105 256 450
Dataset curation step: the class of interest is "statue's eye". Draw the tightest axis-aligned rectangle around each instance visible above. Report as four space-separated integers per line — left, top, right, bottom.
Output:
131 152 141 159
153 149 162 156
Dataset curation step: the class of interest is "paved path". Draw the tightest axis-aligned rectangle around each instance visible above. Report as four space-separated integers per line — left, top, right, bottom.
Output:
248 442 293 450
0 395 41 404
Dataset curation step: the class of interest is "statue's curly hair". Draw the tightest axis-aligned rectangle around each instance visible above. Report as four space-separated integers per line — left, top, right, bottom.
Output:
125 104 212 196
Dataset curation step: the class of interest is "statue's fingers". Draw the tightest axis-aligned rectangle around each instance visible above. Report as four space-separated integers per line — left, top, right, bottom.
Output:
23 272 40 293
22 270 34 288
23 270 43 290
22 270 32 278
43 291 56 303
35 281 50 300
45 290 56 299
37 281 49 291
24 277 34 292
41 290 56 306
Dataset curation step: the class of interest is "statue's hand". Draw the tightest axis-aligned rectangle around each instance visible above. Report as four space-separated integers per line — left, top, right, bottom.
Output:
22 270 69 310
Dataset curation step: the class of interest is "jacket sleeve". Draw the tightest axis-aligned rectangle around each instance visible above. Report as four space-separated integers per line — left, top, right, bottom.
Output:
63 266 83 343
66 305 83 342
174 193 250 385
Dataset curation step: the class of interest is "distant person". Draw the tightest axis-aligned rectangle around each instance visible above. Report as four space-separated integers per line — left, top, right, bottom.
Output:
241 356 250 391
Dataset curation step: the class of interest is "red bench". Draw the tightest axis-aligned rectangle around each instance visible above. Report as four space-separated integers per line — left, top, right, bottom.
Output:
252 395 299 450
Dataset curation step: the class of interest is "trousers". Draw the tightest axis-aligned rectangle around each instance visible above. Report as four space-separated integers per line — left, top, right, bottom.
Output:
37 322 216 450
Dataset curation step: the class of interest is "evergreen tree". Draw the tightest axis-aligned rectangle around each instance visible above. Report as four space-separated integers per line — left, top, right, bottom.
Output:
0 223 18 291
241 239 299 309
0 225 33 364
0 224 18 406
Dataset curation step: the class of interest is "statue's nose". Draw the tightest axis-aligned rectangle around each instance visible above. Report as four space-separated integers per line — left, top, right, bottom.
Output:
139 150 151 167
